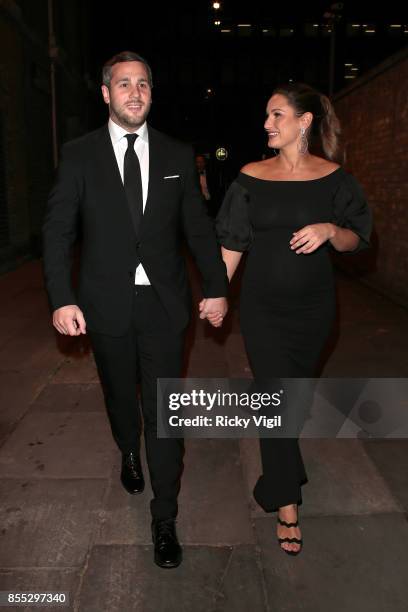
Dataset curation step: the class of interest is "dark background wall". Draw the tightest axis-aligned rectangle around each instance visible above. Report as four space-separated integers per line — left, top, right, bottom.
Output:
0 0 93 271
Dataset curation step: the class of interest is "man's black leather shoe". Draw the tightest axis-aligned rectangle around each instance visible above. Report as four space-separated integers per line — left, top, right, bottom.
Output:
151 519 182 568
121 451 145 494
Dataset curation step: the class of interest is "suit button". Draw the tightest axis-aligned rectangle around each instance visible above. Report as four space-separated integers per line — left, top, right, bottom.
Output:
128 270 133 278
136 242 141 249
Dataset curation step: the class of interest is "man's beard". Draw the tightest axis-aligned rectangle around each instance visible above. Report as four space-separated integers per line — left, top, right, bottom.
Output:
112 102 151 129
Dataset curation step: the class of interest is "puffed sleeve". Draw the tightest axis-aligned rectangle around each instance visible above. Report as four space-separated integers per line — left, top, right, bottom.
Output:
215 180 253 251
332 173 372 252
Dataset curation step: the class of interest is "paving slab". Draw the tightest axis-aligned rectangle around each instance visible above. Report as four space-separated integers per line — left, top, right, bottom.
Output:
321 356 408 377
0 412 116 479
362 439 408 511
212 544 266 612
0 479 106 568
239 439 400 518
51 350 99 384
0 286 49 320
0 316 34 351
0 318 64 375
97 439 254 546
30 383 105 414
0 372 45 443
0 569 79 612
178 439 254 545
79 544 265 612
254 513 408 612
300 439 402 516
96 451 152 546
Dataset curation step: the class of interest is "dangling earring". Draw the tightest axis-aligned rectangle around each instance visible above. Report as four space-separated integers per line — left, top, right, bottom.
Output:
298 127 308 155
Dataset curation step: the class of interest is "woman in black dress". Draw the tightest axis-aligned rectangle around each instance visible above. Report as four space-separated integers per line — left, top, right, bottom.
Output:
210 83 372 555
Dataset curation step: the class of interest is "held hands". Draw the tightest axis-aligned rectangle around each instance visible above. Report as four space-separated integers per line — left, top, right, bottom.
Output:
199 297 228 328
53 305 86 336
290 223 335 255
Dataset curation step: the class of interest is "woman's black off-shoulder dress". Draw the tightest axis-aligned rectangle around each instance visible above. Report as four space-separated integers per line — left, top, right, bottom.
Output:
216 167 372 512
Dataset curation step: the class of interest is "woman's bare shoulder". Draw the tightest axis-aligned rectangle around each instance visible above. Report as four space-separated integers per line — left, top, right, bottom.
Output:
312 156 341 174
240 159 276 178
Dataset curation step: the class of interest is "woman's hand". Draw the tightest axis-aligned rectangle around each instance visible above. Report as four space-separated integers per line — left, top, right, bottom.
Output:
289 223 335 255
199 298 227 328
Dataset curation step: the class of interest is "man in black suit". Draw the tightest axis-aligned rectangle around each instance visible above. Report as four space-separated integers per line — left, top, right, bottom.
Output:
42 51 228 569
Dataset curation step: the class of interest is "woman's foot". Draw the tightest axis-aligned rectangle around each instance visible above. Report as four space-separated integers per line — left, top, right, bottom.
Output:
277 504 302 555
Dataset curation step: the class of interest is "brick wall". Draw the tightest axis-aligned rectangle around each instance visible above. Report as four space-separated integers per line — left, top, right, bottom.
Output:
333 48 408 307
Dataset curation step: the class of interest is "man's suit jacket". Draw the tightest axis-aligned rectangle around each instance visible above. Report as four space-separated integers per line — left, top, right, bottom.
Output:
42 124 228 336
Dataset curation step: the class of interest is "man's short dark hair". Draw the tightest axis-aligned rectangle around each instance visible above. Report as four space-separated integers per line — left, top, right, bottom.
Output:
102 51 153 88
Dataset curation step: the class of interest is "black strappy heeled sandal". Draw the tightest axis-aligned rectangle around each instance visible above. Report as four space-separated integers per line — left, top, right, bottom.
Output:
277 516 303 556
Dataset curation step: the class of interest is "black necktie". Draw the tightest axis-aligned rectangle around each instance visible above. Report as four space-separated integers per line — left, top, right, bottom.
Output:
124 133 143 236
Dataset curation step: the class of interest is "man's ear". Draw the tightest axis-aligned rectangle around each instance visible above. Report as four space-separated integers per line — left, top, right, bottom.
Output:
101 84 110 105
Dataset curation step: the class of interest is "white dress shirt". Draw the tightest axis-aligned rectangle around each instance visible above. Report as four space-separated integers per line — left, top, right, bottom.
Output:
108 118 151 285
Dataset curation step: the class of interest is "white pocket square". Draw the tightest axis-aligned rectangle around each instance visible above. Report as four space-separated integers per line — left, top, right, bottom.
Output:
163 175 180 179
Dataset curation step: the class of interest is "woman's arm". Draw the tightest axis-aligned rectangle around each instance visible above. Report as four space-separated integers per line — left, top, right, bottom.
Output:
327 224 360 252
289 223 360 255
221 246 244 281
199 246 242 326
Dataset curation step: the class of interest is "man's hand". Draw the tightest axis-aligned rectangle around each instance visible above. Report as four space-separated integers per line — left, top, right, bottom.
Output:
53 305 87 336
199 297 228 328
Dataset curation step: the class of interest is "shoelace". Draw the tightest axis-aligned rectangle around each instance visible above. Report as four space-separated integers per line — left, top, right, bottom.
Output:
124 454 141 474
156 520 176 545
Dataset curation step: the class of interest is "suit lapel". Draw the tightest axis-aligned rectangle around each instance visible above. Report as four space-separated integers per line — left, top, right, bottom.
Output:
96 125 124 192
